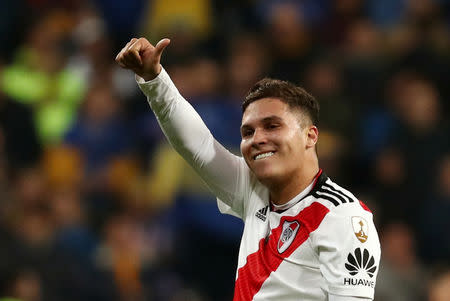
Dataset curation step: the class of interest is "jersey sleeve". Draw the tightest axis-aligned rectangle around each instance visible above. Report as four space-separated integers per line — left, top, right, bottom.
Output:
136 68 250 218
311 202 380 299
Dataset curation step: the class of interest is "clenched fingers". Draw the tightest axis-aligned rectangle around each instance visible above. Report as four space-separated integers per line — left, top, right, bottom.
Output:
125 39 143 66
116 38 146 69
115 39 135 61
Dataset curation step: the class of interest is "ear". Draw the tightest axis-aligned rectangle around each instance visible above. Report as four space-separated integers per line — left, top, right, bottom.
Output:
306 125 318 148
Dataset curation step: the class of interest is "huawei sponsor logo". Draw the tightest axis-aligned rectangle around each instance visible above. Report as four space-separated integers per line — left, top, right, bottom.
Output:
345 248 377 277
343 248 377 287
344 278 375 288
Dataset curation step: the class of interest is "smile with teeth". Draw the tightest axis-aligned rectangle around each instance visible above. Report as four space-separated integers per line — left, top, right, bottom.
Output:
254 152 275 160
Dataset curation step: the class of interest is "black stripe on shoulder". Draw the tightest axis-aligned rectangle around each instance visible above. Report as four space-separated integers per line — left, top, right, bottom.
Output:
317 187 347 204
310 171 328 195
322 183 355 203
312 191 340 206
314 172 328 189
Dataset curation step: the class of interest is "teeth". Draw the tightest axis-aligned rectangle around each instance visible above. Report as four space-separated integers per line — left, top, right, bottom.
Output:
255 152 274 160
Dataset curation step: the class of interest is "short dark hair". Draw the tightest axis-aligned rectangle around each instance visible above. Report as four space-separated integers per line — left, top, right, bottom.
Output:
243 78 319 127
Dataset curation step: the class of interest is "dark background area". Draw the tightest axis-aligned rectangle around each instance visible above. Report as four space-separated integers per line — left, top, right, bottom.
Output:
0 0 449 300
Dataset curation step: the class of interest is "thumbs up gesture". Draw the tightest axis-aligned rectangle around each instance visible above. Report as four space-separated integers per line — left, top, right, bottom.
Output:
115 37 171 81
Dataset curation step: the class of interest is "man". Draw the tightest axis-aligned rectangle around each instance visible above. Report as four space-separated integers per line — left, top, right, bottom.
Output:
116 38 381 301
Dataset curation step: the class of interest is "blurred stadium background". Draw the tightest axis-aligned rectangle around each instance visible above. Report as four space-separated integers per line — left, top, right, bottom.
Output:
0 0 449 300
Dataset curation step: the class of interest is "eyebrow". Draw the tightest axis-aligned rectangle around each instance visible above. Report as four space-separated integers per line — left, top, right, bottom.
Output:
241 115 283 130
261 115 283 123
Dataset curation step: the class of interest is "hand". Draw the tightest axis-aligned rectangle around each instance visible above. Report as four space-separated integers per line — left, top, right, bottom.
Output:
115 37 171 81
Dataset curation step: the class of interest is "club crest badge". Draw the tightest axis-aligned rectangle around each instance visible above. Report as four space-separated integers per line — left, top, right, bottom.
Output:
352 216 368 243
277 221 300 254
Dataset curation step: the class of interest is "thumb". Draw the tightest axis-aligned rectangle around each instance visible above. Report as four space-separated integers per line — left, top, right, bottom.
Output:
155 38 171 58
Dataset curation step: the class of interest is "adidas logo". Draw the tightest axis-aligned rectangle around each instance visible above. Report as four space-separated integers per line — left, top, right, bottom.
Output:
255 206 269 221
345 248 377 278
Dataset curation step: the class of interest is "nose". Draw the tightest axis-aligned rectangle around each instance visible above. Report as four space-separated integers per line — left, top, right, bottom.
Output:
252 128 268 146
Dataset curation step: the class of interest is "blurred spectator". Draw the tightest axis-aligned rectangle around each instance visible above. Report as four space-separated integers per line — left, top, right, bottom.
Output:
367 0 406 29
0 64 42 169
213 0 261 37
303 58 353 135
64 80 134 176
358 70 412 162
0 0 30 62
143 0 213 40
67 2 143 112
0 10 86 145
96 214 145 300
63 79 136 228
6 208 57 301
341 19 386 106
375 222 428 301
42 146 83 191
225 33 269 101
369 147 409 225
428 268 450 301
10 167 47 212
319 0 365 46
93 212 173 300
255 0 329 29
141 0 215 66
391 77 448 226
316 130 348 183
0 128 9 213
418 154 450 264
303 58 355 184
405 0 440 26
49 187 96 259
263 1 314 81
302 57 360 184
2 268 42 301
25 0 81 11
68 5 113 82
91 0 147 50
384 0 450 106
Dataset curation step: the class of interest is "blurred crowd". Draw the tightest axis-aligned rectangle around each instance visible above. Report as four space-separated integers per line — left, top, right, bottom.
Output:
0 0 449 300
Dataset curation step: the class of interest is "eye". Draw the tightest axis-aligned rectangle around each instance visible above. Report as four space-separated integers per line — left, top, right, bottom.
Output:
241 129 254 138
267 123 280 130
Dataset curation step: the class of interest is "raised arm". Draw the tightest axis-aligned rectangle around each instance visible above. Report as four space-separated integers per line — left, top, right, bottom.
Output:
115 38 250 217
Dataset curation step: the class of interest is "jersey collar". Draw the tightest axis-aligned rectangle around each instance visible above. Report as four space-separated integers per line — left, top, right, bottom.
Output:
271 169 327 213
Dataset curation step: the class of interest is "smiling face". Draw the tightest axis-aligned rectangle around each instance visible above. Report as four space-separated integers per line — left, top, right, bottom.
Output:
240 98 318 186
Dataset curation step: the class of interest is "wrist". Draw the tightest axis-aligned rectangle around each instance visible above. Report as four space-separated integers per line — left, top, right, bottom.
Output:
140 65 162 82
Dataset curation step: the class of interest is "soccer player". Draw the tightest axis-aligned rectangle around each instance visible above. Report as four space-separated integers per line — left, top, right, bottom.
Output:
116 38 381 301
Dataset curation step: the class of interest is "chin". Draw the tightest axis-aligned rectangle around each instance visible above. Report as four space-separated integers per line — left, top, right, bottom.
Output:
253 168 282 185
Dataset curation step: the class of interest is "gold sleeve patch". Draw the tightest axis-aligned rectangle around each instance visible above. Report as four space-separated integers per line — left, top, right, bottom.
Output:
352 216 368 243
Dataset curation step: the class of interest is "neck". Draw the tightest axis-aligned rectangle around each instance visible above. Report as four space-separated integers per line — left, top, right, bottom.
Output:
268 157 319 206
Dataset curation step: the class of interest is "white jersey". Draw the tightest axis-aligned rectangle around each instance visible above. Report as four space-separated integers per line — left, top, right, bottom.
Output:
137 68 380 301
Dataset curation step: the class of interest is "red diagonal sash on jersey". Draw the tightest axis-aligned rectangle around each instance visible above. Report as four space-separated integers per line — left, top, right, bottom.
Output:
233 202 330 301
